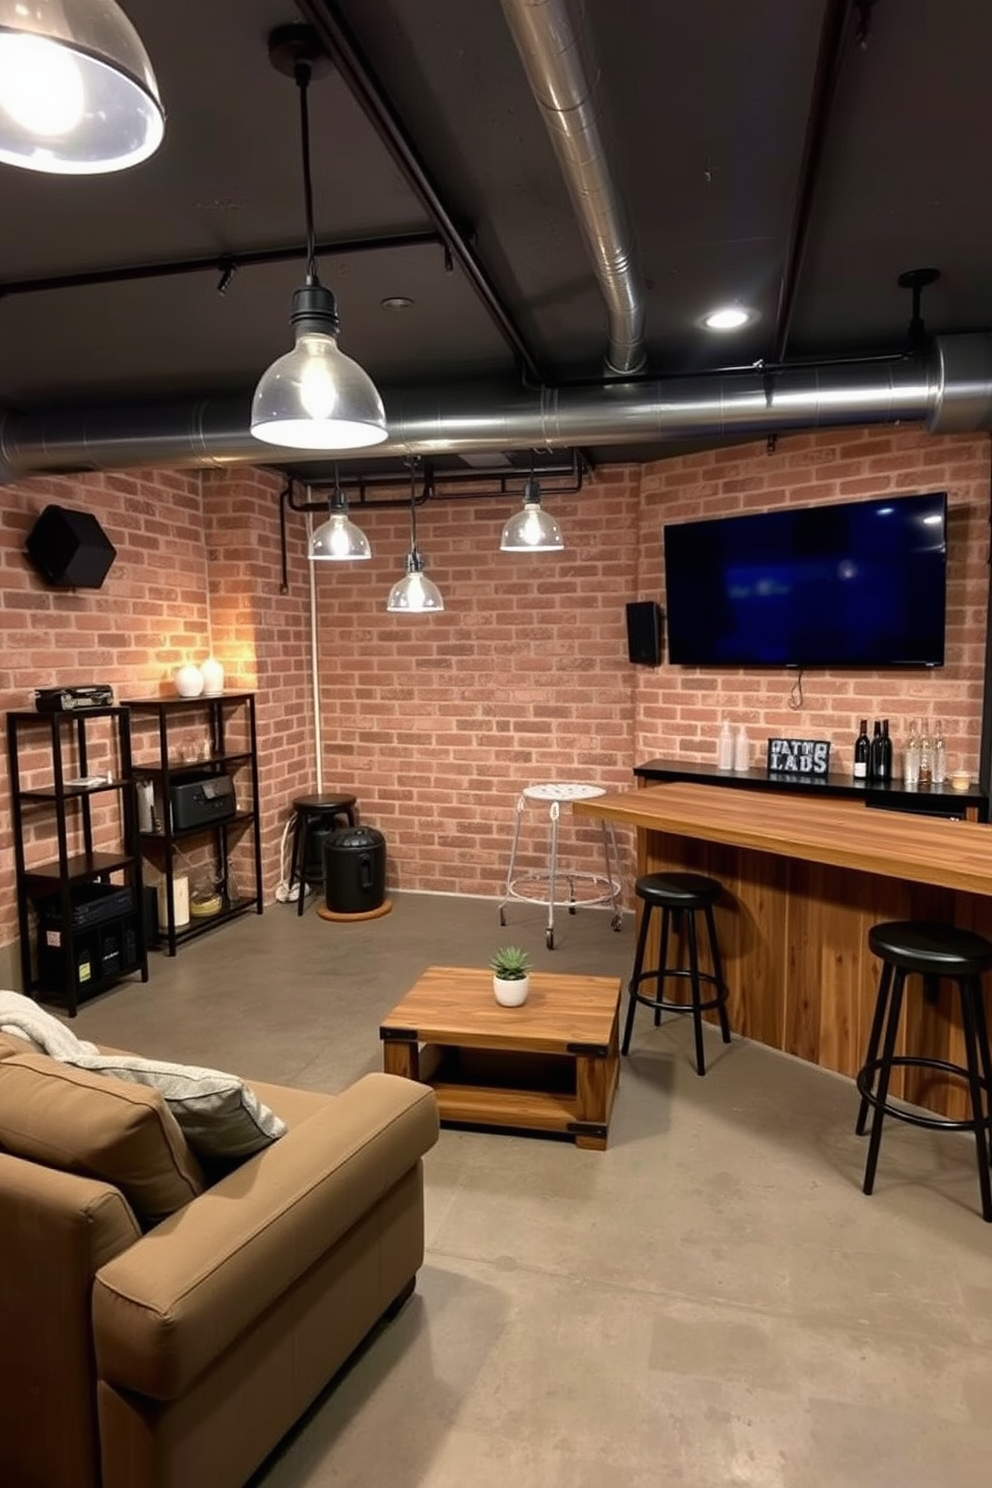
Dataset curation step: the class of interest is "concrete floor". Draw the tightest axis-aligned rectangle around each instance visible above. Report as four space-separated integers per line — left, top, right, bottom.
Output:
71 891 992 1488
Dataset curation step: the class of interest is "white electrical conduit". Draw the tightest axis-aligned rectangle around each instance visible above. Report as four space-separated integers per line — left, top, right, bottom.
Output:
305 493 324 795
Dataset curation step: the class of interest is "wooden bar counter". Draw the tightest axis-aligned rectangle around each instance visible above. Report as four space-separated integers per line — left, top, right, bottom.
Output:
573 782 992 1119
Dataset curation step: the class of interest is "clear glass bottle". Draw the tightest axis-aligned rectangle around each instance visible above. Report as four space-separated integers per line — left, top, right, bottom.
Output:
904 717 920 787
733 723 750 772
717 720 734 771
918 721 932 786
932 719 947 785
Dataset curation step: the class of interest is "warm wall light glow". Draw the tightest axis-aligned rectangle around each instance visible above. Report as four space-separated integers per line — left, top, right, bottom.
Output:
0 33 84 136
703 306 751 330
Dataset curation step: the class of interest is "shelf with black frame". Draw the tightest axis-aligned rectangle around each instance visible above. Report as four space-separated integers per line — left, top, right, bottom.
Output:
7 706 149 1016
123 692 264 956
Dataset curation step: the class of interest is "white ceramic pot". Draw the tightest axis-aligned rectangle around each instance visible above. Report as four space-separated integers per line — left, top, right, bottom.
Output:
174 663 204 698
493 974 529 1007
200 656 225 695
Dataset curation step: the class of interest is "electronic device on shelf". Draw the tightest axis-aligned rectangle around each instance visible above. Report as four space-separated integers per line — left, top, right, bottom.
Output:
169 772 236 831
35 684 115 712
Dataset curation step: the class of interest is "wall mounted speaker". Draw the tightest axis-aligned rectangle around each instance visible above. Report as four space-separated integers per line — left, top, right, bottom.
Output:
25 505 117 589
625 600 663 666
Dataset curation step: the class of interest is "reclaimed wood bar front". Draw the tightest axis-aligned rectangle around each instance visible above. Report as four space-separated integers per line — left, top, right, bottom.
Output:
573 782 992 1119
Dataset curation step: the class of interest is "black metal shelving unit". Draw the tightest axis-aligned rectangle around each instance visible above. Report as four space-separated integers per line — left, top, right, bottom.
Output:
123 692 263 955
7 706 149 1015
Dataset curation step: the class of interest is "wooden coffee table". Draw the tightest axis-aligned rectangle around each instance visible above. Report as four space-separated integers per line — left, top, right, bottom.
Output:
379 965 621 1149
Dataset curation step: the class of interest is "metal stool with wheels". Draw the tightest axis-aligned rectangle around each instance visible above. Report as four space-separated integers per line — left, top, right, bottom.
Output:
498 783 623 949
856 920 992 1222
621 872 731 1075
288 793 357 916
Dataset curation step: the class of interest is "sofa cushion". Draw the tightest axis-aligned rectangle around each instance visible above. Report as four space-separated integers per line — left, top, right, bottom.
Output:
0 1054 205 1225
0 1030 35 1061
64 1053 287 1159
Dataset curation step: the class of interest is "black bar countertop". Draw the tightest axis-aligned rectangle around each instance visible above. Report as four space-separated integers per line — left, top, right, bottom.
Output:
633 757 989 822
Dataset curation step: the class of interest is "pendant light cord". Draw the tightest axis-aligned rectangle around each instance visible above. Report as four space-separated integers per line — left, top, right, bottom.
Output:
408 459 421 553
295 62 318 284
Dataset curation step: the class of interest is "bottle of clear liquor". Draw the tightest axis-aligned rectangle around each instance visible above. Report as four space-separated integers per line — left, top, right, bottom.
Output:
904 718 920 788
919 721 932 786
932 719 946 785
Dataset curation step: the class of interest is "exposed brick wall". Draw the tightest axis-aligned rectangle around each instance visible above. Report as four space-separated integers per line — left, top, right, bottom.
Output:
1 426 989 977
297 467 643 905
635 428 991 779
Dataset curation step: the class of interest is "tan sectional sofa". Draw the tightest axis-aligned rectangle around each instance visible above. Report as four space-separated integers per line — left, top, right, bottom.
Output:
0 1030 438 1488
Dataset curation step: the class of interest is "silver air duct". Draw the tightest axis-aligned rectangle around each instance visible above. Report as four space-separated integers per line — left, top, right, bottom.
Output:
499 0 646 377
2 335 991 478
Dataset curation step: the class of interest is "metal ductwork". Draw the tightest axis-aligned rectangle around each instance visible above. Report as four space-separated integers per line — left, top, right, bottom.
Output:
499 0 646 377
2 335 991 479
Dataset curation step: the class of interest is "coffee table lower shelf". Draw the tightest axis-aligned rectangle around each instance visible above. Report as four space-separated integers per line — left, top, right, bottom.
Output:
382 1042 617 1149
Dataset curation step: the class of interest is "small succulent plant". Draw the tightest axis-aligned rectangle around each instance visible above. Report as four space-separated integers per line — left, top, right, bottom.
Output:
489 945 531 980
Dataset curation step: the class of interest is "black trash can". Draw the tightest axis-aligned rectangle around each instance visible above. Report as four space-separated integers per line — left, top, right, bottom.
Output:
323 826 386 915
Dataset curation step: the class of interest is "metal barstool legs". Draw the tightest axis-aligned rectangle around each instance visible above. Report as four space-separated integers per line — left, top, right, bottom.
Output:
621 874 731 1075
855 922 992 1222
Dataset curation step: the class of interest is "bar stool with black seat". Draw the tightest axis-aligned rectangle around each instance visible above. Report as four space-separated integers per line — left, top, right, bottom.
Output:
621 872 731 1075
289 793 358 916
856 921 992 1222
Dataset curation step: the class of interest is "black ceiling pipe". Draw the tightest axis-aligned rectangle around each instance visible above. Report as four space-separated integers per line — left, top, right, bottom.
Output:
294 0 544 385
0 230 442 300
772 0 855 364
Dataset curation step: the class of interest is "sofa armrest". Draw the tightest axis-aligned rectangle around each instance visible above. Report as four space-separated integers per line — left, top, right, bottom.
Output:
92 1073 437 1400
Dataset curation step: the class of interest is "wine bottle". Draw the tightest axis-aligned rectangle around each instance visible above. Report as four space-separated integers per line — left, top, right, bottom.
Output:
853 719 870 780
879 718 893 783
868 720 883 783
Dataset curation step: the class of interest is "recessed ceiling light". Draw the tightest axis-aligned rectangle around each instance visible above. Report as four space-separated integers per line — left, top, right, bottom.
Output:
703 306 752 331
381 296 414 311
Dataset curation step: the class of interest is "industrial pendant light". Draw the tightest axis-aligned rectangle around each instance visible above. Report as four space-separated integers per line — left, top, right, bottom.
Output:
499 477 564 551
251 25 387 452
0 0 164 173
309 474 371 561
386 462 444 613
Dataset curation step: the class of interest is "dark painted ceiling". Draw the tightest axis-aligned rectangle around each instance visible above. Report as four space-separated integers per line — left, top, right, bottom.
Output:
0 0 989 474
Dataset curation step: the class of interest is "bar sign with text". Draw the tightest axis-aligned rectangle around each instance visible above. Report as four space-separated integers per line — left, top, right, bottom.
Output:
767 738 831 776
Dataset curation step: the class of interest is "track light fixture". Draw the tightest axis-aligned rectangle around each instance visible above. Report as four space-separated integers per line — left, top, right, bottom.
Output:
0 0 164 174
387 462 444 613
308 473 371 561
499 477 564 552
251 25 387 452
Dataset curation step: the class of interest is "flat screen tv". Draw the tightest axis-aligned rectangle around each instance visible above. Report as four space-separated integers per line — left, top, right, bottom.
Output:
663 491 947 668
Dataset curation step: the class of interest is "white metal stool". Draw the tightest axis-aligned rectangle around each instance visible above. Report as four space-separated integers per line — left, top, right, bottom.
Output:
498 783 623 949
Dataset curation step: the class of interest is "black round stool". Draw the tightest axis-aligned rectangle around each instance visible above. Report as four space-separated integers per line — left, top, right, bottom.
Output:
289 794 357 916
856 921 992 1222
621 872 731 1075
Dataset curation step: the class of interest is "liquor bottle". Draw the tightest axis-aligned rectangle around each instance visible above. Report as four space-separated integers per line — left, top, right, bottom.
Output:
733 723 750 772
853 719 870 780
717 720 734 771
904 718 920 788
932 719 947 785
868 720 883 783
878 718 893 783
918 721 932 787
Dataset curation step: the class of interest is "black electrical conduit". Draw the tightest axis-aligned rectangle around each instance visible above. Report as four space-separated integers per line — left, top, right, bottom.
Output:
0 229 442 300
277 453 588 592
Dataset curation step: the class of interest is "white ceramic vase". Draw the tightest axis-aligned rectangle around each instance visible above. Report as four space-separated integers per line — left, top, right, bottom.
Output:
493 974 529 1007
200 656 225 695
174 663 204 698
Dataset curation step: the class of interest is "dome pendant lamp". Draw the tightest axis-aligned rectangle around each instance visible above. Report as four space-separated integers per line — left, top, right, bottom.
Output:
309 474 371 561
0 0 164 174
387 462 444 613
499 477 564 552
251 25 387 453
